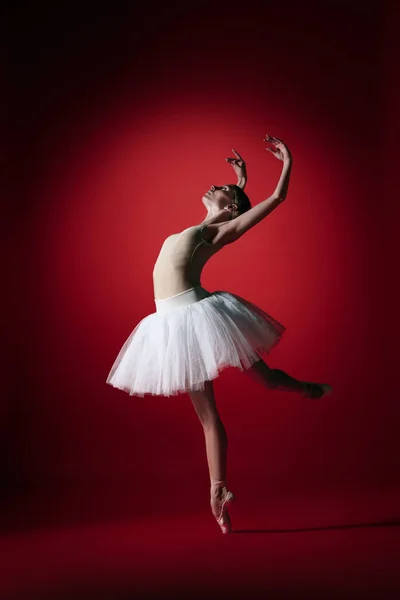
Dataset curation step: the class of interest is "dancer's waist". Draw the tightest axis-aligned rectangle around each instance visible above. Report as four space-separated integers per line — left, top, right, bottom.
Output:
154 286 211 312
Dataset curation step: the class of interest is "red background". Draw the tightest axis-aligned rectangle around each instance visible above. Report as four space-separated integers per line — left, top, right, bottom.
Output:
3 2 399 596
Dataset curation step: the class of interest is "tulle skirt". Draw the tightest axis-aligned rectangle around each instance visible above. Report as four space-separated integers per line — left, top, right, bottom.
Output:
106 286 286 397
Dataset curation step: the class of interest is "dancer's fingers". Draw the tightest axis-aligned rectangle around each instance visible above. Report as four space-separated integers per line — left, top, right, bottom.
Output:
232 149 244 161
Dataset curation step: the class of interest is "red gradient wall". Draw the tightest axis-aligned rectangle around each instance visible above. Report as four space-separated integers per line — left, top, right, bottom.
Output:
5 3 398 507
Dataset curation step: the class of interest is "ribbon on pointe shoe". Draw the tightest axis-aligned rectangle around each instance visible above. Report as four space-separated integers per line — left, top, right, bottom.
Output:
210 479 235 533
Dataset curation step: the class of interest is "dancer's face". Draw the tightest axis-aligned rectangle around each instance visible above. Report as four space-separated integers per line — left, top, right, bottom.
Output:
202 184 238 214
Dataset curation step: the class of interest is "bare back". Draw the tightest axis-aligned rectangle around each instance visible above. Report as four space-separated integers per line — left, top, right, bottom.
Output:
153 224 224 300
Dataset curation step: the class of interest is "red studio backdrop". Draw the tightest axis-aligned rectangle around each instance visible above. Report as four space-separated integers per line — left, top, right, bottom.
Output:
4 0 399 570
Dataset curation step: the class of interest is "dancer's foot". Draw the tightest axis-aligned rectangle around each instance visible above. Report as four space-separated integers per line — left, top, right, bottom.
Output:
210 480 236 534
301 381 332 399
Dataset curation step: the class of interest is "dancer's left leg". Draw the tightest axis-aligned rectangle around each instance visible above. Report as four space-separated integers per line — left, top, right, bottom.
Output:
244 355 332 399
244 356 305 393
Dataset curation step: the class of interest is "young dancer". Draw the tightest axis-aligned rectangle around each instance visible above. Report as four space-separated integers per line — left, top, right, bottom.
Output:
107 134 332 534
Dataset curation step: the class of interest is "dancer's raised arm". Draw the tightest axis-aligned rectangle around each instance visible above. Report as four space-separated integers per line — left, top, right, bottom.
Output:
226 149 247 190
265 134 292 201
212 135 292 245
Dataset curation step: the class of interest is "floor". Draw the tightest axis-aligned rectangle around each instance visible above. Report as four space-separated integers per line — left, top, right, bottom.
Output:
1 485 399 599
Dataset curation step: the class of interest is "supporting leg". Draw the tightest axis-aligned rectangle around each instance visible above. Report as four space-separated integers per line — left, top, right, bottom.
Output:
187 380 228 484
188 380 235 533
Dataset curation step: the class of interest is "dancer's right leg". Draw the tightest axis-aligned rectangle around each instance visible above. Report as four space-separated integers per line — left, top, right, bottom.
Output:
188 380 227 485
188 380 235 533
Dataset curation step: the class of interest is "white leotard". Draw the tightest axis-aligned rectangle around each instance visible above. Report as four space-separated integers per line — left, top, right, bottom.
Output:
153 223 223 300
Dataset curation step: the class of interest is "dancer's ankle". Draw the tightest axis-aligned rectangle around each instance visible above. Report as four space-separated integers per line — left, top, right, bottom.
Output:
210 479 226 487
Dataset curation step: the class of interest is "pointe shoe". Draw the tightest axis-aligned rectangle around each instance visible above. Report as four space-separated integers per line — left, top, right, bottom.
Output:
210 480 236 534
302 381 332 399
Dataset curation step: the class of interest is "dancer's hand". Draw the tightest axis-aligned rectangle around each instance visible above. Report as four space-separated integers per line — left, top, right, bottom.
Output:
263 134 292 162
225 149 247 189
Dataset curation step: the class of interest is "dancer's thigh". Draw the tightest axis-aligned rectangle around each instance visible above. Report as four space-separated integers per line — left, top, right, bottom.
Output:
187 380 220 426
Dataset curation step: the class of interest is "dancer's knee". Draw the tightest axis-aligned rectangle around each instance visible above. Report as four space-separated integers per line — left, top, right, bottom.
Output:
268 369 283 388
202 413 223 432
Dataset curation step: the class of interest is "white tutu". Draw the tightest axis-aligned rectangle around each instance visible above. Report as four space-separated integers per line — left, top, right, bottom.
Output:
106 286 286 397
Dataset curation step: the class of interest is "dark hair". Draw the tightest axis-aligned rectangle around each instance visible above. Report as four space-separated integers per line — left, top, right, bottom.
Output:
231 185 251 216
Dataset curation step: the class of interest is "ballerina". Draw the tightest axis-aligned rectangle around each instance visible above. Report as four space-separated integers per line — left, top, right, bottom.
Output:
106 134 332 534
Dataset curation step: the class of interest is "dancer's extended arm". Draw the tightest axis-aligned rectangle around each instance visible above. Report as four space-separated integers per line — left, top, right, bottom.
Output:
211 135 292 245
226 149 247 190
267 135 292 201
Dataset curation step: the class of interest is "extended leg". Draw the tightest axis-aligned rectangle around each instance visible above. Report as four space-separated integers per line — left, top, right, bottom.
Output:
243 355 332 399
244 355 305 393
